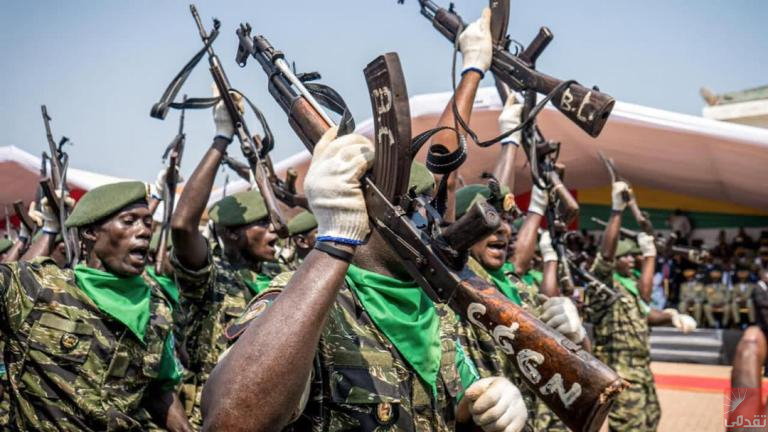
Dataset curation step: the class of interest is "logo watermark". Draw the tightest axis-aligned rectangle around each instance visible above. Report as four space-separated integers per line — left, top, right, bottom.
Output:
725 388 767 430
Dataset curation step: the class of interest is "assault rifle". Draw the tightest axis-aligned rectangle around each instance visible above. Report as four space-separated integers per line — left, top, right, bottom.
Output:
405 0 615 138
590 217 709 264
597 151 653 234
150 4 291 237
155 99 187 274
222 154 307 210
40 105 78 265
236 30 625 431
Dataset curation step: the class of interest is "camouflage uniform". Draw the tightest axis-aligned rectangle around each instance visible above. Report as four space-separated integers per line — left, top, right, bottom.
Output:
171 252 279 428
586 254 660 432
226 272 472 431
0 257 178 431
459 259 568 432
703 282 731 327
731 281 756 325
0 341 8 428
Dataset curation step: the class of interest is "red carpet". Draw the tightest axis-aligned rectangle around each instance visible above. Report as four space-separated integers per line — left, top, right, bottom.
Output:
655 373 768 394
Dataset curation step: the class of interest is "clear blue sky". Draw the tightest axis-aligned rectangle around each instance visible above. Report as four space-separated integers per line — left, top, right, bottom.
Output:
1 0 766 184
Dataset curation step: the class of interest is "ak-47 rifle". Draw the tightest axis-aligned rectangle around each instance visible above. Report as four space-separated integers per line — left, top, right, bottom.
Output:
597 151 652 234
155 98 187 275
236 30 625 431
590 217 709 264
405 0 615 138
150 4 292 237
40 105 78 265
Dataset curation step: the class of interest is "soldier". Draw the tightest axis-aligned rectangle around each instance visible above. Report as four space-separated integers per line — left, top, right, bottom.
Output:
703 267 731 328
731 264 757 326
677 268 705 324
0 181 190 431
169 91 282 427
586 180 696 432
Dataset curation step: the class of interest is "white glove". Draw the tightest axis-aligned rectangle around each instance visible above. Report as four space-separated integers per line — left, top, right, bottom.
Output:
539 231 558 263
304 127 375 245
29 195 74 234
152 167 184 200
465 377 527 432
212 83 245 140
498 97 523 145
539 297 586 343
611 181 630 211
528 185 548 216
458 8 493 76
664 308 697 334
637 232 657 258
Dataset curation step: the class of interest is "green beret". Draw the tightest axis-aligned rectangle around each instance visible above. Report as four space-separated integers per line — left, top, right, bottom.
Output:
65 181 148 228
455 183 513 218
615 239 638 258
408 162 435 196
0 238 13 254
209 189 268 227
287 210 317 236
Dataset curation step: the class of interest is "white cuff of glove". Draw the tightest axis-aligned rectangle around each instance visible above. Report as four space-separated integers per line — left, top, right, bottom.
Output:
539 231 558 263
611 181 629 211
528 186 548 216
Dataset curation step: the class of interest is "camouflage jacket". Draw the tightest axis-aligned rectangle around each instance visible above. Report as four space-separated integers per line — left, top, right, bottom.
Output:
171 253 279 378
585 254 651 381
0 257 176 431
226 271 470 431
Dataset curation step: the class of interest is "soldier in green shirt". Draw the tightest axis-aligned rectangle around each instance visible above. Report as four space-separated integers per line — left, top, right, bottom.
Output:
0 181 190 431
169 90 282 427
587 181 696 431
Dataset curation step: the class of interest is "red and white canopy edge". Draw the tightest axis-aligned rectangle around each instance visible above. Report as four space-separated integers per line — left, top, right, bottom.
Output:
0 145 129 230
212 86 768 210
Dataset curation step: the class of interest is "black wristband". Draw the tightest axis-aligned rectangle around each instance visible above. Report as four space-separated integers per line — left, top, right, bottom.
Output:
315 241 354 263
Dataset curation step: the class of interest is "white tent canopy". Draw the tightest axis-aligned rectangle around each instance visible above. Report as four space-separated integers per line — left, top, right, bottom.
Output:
214 87 768 211
0 145 128 206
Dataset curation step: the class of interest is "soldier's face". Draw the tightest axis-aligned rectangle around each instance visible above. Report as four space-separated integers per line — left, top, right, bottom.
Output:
87 203 152 276
238 219 278 262
616 255 634 276
471 220 512 271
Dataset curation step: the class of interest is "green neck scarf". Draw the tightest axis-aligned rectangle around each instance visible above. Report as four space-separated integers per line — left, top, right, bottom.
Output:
145 266 179 307
523 269 543 287
487 262 522 306
613 272 650 315
238 269 273 295
345 264 442 396
74 265 151 342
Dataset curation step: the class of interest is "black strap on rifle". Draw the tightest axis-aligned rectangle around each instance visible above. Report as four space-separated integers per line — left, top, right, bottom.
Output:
296 73 355 136
150 27 221 119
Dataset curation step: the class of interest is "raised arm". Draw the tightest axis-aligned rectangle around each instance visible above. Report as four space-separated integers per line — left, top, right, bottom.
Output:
429 8 492 222
171 93 242 270
201 129 373 431
599 181 630 261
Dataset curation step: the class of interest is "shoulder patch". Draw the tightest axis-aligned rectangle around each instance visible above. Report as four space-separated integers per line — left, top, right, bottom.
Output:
224 289 282 341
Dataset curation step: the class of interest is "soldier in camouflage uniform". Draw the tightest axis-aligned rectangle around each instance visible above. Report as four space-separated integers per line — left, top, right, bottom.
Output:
703 267 731 328
0 181 191 431
586 180 697 431
169 93 283 427
454 176 585 432
731 264 757 326
202 44 531 429
677 268 705 324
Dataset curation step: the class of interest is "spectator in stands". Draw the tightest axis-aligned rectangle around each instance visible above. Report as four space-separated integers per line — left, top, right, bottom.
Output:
667 209 693 242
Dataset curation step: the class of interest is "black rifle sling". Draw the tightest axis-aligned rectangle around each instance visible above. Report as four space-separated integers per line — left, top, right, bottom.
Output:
150 27 221 120
302 81 355 136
